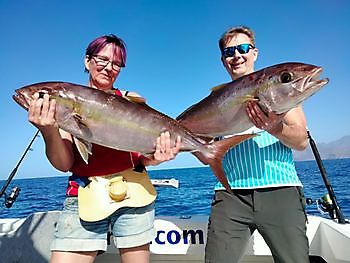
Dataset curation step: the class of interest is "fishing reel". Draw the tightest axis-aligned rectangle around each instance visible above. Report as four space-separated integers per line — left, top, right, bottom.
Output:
306 193 336 219
4 186 21 208
318 194 336 219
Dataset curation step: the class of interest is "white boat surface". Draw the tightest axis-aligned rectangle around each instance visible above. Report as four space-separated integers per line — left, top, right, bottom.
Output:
0 211 349 263
151 178 179 188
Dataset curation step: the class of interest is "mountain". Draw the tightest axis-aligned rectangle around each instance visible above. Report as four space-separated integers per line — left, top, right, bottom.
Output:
293 135 350 161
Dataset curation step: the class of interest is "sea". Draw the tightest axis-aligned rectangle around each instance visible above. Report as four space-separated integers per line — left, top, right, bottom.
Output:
1 158 350 220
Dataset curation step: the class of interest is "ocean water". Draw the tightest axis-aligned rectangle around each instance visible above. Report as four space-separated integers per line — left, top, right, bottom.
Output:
1 158 349 220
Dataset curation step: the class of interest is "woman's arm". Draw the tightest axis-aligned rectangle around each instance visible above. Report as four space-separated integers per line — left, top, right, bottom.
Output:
28 93 75 171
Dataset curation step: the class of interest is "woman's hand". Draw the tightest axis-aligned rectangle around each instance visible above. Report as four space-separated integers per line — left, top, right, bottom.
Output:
154 131 181 161
142 131 182 166
28 93 57 131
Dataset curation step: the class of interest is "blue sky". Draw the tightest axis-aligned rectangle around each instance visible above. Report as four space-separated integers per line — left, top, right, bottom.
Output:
1 0 350 180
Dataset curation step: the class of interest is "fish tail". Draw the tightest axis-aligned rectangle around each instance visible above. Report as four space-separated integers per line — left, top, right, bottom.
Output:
196 134 255 193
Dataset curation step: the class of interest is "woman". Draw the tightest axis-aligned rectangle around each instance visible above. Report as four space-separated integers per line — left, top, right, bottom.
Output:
28 34 181 263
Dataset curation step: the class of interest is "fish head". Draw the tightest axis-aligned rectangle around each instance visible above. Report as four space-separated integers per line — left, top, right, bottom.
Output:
13 81 75 111
256 62 329 114
13 81 98 142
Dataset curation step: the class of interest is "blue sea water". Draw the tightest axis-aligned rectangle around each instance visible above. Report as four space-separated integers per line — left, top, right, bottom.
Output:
1 158 349 220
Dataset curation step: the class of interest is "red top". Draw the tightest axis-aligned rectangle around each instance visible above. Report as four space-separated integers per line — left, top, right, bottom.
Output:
70 144 142 177
66 88 144 196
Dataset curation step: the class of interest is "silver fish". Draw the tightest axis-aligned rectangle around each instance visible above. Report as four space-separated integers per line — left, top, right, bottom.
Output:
177 62 329 137
13 82 254 191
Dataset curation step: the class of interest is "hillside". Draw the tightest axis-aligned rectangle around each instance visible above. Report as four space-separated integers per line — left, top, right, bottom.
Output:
293 135 350 161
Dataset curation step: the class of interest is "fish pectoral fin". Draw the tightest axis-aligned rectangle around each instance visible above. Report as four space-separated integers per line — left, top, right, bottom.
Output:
142 153 154 159
72 112 93 139
211 83 227 92
72 112 87 125
73 137 92 164
248 97 259 102
241 95 259 103
198 135 215 143
125 95 146 104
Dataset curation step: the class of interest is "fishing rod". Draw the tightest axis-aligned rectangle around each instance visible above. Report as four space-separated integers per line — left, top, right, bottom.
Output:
307 130 347 224
0 130 40 208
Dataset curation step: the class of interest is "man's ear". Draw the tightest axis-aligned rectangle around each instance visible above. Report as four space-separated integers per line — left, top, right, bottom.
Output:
253 48 259 62
221 55 227 66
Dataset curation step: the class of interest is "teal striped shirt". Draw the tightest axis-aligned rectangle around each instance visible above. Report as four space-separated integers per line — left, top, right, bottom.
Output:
215 130 302 190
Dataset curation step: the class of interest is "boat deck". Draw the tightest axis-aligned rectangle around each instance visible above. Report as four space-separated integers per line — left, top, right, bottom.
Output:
0 211 349 262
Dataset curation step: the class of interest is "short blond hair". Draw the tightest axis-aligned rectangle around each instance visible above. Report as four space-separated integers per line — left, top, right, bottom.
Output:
219 26 256 52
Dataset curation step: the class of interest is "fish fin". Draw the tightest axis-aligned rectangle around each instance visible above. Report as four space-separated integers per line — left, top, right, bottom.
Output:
194 134 256 193
211 83 227 92
247 96 259 102
73 113 90 131
238 95 258 104
73 137 92 164
142 153 154 159
73 113 87 126
72 113 93 139
197 135 214 143
125 95 146 104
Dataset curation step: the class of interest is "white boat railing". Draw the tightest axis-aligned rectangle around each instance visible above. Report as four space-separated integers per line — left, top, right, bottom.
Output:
0 178 349 262
1 211 350 263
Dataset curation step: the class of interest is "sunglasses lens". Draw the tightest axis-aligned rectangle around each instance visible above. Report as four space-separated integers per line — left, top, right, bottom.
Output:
237 44 251 54
222 44 253 57
222 47 234 58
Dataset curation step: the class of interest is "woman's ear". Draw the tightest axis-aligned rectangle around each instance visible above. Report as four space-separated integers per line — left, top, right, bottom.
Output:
84 55 91 72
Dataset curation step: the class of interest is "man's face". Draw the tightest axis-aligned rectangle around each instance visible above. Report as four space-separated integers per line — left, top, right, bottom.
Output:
221 33 258 80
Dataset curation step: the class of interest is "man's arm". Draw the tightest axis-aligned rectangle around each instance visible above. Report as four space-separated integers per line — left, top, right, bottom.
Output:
247 102 308 151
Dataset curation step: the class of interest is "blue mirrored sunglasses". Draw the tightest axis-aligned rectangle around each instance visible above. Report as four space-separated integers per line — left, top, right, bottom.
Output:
222 44 255 58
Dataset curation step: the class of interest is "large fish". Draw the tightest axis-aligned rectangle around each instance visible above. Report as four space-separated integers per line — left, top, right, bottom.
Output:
177 62 329 137
13 82 254 192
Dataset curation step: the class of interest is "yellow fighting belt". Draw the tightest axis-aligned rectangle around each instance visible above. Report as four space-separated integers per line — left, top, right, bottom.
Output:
78 169 157 222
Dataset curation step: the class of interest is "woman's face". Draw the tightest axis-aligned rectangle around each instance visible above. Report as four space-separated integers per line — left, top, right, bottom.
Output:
84 43 123 90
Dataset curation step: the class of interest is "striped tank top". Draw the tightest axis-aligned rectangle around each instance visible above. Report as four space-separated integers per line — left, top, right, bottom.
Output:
215 129 302 190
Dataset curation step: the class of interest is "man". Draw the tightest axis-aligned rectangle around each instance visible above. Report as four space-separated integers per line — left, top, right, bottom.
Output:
205 26 310 263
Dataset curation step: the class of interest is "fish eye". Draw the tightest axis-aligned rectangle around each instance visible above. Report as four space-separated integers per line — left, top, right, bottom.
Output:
38 89 50 98
280 72 293 83
38 92 45 98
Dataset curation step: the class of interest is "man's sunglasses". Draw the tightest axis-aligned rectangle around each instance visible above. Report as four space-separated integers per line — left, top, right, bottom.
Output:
222 44 255 58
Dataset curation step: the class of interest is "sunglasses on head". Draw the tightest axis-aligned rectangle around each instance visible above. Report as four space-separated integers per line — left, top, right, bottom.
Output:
222 44 255 58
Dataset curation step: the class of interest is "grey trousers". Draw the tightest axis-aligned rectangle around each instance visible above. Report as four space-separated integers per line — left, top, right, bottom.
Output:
205 186 310 263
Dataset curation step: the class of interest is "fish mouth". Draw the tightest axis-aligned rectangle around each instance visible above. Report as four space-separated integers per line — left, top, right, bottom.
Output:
272 65 329 114
13 90 31 110
304 66 329 90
